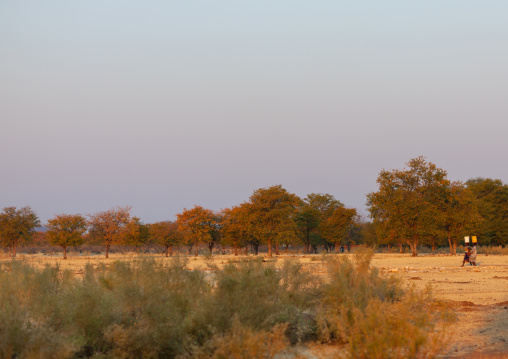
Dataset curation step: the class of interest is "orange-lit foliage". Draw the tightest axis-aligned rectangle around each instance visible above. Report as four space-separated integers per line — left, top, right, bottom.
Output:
176 206 216 256
320 207 357 251
123 217 150 253
248 185 300 257
88 206 131 258
0 206 40 257
150 221 182 256
221 205 252 255
368 157 450 256
46 214 87 259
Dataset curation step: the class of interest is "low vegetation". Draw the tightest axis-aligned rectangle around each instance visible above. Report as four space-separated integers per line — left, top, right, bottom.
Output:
0 250 453 358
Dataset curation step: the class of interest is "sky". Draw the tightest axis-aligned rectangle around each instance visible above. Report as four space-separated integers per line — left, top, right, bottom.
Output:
2 1 508 223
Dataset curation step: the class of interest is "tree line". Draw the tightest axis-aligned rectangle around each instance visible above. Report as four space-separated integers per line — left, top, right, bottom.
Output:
2 157 507 257
0 186 358 258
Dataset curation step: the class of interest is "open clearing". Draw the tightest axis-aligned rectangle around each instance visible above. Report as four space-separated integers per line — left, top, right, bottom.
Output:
3 252 508 358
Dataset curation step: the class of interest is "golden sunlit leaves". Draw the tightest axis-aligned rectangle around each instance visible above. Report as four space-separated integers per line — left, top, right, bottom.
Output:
88 206 132 258
46 214 87 259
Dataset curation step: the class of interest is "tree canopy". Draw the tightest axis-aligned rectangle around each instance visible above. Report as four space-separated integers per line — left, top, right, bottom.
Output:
176 205 216 256
247 185 300 257
466 178 508 246
46 214 87 259
0 206 40 257
367 157 450 256
88 206 132 258
150 221 182 257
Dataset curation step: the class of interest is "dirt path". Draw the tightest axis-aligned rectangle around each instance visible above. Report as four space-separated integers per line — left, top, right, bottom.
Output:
370 254 508 358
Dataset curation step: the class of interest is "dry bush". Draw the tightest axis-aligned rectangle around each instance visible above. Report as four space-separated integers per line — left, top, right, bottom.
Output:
316 248 454 358
181 316 289 359
0 253 455 358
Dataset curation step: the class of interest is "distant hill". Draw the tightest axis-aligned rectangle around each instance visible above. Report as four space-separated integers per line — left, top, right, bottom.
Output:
35 226 48 232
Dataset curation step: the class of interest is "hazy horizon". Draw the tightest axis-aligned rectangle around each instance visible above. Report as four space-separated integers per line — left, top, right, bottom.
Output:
2 1 508 223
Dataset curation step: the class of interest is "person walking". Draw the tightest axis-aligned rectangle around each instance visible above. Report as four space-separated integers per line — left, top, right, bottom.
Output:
461 245 471 267
469 243 477 266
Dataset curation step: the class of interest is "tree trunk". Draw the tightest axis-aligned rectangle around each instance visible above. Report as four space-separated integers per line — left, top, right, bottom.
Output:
245 246 248 255
106 244 110 259
165 246 169 257
285 244 289 254
410 240 418 257
63 245 67 260
399 243 403 253
268 239 272 257
448 232 453 255
275 242 280 255
234 244 238 256
195 241 198 257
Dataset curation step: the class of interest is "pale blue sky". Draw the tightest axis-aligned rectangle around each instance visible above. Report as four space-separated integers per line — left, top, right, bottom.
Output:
2 1 508 223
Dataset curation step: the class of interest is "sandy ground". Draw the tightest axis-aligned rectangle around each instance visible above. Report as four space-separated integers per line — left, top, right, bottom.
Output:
2 251 508 358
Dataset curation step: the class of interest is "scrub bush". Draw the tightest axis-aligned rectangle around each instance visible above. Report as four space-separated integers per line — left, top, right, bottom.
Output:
0 252 452 358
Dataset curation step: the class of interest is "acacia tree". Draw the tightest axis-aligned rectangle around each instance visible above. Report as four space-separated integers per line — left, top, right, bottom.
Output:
222 205 251 255
176 205 216 256
367 157 450 256
320 207 357 252
124 217 150 253
435 182 481 254
248 185 300 257
150 221 182 257
466 178 508 247
88 206 131 258
295 205 320 254
208 211 224 254
296 193 344 253
46 214 88 259
0 206 40 257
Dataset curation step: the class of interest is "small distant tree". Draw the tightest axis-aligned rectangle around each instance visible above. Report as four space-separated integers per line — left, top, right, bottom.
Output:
150 221 182 257
358 220 378 248
434 182 481 254
248 185 300 257
46 214 88 259
296 193 344 253
88 206 131 258
466 178 508 247
0 206 40 257
320 207 357 252
124 217 150 253
221 206 250 255
208 211 224 254
176 206 215 256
